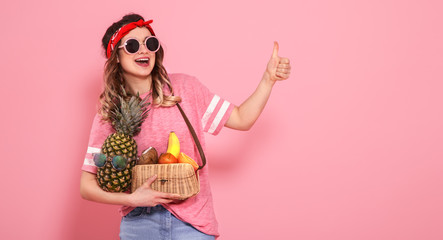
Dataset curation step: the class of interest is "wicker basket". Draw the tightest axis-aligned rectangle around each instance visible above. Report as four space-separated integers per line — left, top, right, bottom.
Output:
130 102 204 200
131 163 200 200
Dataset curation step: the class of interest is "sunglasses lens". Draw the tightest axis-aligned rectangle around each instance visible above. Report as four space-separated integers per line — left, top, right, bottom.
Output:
125 39 140 54
93 153 107 168
112 156 128 171
146 37 160 52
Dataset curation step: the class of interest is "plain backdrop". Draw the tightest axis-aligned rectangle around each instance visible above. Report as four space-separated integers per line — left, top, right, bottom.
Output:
1 0 442 239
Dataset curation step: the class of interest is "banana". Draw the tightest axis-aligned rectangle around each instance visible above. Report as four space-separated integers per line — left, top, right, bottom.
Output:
166 131 180 158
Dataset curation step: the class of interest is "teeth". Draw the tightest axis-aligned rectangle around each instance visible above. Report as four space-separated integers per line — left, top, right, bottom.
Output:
136 58 149 62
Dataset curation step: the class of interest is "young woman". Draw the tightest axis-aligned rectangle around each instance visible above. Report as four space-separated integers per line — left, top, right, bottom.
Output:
80 13 291 239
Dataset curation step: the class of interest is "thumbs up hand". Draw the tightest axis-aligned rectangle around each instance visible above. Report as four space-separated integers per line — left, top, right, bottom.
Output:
265 41 291 84
225 42 291 130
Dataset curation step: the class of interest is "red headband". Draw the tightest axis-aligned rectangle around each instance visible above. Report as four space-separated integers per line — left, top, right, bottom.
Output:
106 19 156 58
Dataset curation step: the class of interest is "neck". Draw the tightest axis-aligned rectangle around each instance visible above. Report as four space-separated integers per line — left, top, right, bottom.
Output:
123 74 153 96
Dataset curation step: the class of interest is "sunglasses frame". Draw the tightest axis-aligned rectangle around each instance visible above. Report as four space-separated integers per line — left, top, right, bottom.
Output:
93 153 128 171
118 36 160 55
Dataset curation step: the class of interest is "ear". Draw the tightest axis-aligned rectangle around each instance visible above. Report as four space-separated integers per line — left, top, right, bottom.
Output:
117 55 120 63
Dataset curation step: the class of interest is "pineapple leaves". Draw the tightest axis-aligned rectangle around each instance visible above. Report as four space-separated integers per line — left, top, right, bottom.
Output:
110 89 151 136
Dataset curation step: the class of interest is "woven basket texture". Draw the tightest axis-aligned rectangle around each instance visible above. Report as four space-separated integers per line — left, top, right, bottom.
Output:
131 163 200 200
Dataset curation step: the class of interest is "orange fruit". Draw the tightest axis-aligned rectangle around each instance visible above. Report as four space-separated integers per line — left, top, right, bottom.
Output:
158 153 178 164
178 152 199 171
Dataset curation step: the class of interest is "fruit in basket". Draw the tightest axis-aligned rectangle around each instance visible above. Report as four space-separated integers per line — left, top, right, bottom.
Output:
178 152 199 171
138 147 158 165
96 88 150 192
158 152 178 164
166 131 180 158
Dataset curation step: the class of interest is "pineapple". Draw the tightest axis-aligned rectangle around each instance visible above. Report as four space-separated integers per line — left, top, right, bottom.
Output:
94 89 150 192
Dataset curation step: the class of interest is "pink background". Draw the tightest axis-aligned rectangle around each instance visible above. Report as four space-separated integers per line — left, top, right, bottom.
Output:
1 0 442 239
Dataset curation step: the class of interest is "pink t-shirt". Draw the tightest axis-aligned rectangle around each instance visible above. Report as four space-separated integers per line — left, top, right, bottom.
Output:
82 73 234 237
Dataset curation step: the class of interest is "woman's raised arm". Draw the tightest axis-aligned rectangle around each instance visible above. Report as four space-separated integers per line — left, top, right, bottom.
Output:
225 42 291 131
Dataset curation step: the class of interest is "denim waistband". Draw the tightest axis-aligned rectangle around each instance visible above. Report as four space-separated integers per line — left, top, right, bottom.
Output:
120 205 215 239
133 205 165 215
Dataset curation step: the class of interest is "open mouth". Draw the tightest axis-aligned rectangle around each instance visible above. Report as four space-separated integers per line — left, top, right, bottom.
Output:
135 58 149 66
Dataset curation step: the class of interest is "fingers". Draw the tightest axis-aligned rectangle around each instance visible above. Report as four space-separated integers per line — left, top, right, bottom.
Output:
142 175 181 200
143 176 182 200
152 192 182 205
278 63 291 69
276 65 291 73
157 192 182 200
156 197 182 204
280 58 290 64
276 60 291 80
156 199 175 204
275 72 290 79
276 61 291 74
142 175 158 187
272 41 279 59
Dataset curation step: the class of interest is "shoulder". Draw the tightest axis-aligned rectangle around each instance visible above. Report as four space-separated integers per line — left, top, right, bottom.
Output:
91 112 113 133
168 73 203 89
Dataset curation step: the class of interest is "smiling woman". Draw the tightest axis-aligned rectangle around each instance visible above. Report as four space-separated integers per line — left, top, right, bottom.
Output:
79 12 291 240
99 14 182 124
117 27 157 87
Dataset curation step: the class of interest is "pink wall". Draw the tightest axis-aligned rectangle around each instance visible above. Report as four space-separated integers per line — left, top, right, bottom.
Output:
1 0 442 239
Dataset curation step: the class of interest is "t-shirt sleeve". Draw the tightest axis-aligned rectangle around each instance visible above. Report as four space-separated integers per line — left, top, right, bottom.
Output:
186 76 235 136
81 113 113 174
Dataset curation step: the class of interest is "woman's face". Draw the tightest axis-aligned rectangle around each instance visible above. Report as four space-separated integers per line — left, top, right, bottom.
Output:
118 27 156 81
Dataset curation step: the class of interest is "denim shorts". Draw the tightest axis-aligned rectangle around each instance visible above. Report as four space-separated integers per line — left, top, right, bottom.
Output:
120 205 215 240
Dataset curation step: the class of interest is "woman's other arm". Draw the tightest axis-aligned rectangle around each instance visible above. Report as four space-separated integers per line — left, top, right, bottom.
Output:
80 171 181 207
225 42 291 131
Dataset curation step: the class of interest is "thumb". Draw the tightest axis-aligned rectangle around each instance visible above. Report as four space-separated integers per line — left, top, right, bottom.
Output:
272 41 279 59
143 174 157 188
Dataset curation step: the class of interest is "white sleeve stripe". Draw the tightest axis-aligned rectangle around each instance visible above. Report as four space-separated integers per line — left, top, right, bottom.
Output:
202 95 220 130
83 158 95 166
208 100 230 134
87 147 101 154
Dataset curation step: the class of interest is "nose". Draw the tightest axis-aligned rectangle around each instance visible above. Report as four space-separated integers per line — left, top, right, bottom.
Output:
138 42 149 54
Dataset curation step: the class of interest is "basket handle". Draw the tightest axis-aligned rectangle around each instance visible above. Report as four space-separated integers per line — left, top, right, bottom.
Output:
176 103 206 170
